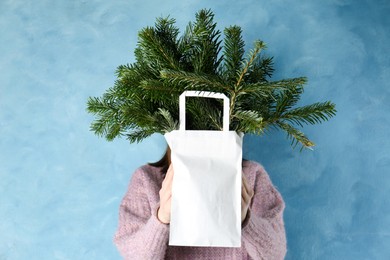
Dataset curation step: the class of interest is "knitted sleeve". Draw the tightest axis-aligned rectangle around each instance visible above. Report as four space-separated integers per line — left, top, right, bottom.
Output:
113 167 169 260
242 162 287 260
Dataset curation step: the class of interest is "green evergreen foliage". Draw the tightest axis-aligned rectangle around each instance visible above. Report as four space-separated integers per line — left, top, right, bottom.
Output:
87 9 336 149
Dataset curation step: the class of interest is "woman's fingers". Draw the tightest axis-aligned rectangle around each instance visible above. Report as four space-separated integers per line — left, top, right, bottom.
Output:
242 183 248 200
167 164 174 179
158 165 174 224
242 175 254 203
244 175 254 196
161 164 174 189
164 165 174 187
241 174 254 223
159 165 174 205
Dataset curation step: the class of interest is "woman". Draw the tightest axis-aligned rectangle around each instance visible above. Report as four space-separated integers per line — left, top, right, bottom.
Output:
114 147 287 259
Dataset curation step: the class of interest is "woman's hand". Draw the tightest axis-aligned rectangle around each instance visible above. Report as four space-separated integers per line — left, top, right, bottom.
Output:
242 174 254 223
157 164 174 224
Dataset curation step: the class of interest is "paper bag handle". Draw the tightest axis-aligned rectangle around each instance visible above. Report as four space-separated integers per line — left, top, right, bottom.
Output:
179 91 230 132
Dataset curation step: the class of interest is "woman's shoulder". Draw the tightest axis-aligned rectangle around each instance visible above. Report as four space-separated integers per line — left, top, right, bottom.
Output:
130 164 164 185
242 160 273 184
242 160 267 174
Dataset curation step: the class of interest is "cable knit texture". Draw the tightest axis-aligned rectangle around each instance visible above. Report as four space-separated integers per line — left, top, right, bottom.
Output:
114 160 286 260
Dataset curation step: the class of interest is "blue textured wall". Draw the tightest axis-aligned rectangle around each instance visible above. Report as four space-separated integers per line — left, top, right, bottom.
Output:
1 0 389 259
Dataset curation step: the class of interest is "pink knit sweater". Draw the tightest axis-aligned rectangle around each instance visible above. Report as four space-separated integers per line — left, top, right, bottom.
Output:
114 160 286 259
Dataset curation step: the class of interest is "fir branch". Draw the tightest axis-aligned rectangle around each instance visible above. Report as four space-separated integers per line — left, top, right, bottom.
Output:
178 22 198 70
274 77 307 114
223 26 245 83
229 40 267 118
137 18 181 70
232 110 264 133
105 123 123 141
133 47 161 77
87 9 337 150
116 64 133 78
271 77 307 92
236 80 286 99
186 97 223 130
87 96 125 140
245 56 274 83
87 96 113 115
281 101 337 127
276 121 315 149
160 69 228 92
89 115 113 139
139 79 182 99
156 108 178 132
127 128 156 143
190 9 223 74
235 40 266 89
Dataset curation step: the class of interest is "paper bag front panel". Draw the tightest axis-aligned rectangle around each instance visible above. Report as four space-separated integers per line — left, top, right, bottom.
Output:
165 130 243 247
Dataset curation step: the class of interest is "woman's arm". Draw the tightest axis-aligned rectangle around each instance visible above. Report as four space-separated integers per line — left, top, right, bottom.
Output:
242 163 287 260
113 167 169 260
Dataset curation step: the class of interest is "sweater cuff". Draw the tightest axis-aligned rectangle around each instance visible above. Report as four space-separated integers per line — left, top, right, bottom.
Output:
147 205 170 247
242 213 269 238
242 211 275 248
242 213 277 257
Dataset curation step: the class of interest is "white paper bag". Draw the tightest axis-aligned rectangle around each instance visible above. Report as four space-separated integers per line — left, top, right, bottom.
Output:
164 91 243 247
